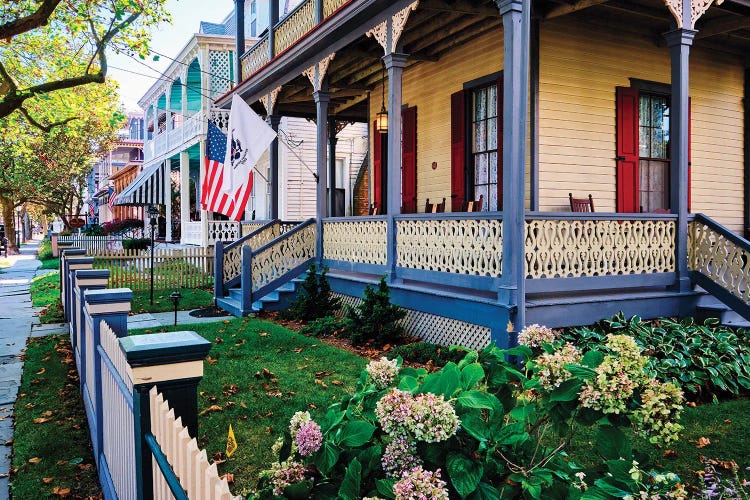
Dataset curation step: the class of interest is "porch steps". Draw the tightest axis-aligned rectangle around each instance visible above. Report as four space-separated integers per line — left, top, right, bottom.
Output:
216 281 300 317
694 293 750 329
525 287 702 329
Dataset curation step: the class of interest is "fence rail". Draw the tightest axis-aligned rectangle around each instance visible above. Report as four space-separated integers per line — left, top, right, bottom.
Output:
92 247 214 290
58 235 127 253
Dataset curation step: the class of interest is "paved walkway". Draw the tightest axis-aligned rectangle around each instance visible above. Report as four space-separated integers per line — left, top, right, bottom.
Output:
0 238 44 499
128 310 229 330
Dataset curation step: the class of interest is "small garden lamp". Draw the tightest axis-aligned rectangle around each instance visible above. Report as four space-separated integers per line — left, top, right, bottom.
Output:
169 290 182 326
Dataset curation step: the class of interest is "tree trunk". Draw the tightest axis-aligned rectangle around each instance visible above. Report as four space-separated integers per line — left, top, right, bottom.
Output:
0 197 19 254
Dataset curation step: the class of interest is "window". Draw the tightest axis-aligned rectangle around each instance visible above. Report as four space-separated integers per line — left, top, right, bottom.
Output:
471 84 499 211
638 93 670 212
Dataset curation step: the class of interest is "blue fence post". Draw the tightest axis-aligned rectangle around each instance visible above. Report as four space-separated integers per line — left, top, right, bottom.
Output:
65 256 93 328
214 240 224 300
72 270 110 373
120 331 211 500
60 248 85 321
241 245 253 313
82 288 132 473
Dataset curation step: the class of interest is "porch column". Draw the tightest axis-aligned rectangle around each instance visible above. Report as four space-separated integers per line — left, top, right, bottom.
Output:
164 158 172 242
234 0 245 84
199 139 209 247
384 53 408 280
268 115 282 219
268 0 279 60
328 118 338 216
181 70 188 118
314 86 330 262
179 151 190 243
664 28 696 292
497 0 530 333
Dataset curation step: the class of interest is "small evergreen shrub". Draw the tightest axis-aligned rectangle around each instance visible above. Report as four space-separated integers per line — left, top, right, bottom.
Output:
122 238 150 251
388 342 467 367
346 277 406 347
299 316 346 338
282 264 340 322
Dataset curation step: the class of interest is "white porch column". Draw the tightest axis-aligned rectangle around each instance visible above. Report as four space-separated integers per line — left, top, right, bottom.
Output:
199 138 209 247
179 151 190 244
164 159 173 242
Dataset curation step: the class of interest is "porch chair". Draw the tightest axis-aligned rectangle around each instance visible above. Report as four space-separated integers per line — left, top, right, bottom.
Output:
425 198 446 213
369 202 379 215
463 194 484 212
569 193 595 212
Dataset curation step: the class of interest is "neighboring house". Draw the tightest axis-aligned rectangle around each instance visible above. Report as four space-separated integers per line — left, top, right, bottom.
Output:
122 3 366 246
209 0 750 349
91 113 144 224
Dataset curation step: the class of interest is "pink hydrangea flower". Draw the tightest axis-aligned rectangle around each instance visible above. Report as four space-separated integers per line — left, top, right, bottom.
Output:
393 466 449 500
382 435 422 478
295 420 323 456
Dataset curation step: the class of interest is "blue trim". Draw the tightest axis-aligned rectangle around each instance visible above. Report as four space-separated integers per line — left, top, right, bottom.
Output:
395 212 505 222
214 240 224 298
97 453 118 500
396 267 499 292
225 219 279 252
98 346 134 410
691 271 750 322
83 385 98 460
693 213 750 249
84 288 133 305
144 434 189 499
526 211 678 221
323 259 387 275
121 331 211 366
252 259 313 303
526 272 677 294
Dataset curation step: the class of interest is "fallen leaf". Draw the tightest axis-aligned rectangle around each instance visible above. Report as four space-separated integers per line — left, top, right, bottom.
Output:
198 405 223 416
24 403 35 409
315 370 333 378
3 439 13 446
52 486 71 497
56 460 67 465
42 356 51 362
292 347 303 353
206 356 218 365
308 403 317 409
696 437 711 448
28 457 42 464
332 380 344 386
258 331 269 337
42 477 53 484
723 419 732 424
33 417 51 424
36 368 46 375
40 410 53 417
220 473 234 483
663 449 678 458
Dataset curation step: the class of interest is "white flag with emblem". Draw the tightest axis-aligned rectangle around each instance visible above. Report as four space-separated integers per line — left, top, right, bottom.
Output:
221 94 277 194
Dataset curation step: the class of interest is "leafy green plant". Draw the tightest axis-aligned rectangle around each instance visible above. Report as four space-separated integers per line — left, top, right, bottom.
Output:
346 278 406 347
299 316 347 338
122 238 150 251
82 224 105 236
282 264 341 322
563 313 750 400
37 238 53 261
254 335 687 499
388 342 467 368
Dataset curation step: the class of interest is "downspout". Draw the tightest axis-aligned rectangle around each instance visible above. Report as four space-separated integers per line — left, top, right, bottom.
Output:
744 65 750 238
234 0 245 84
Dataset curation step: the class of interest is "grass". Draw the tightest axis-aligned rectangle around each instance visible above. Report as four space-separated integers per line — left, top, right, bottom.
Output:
29 272 63 324
37 238 59 270
129 318 367 495
130 287 214 314
11 335 101 498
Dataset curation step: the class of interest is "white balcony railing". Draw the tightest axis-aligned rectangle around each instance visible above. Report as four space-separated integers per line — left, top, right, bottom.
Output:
143 109 230 162
182 221 202 246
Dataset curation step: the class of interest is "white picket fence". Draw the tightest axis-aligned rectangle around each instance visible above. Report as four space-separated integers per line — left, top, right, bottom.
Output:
58 235 126 253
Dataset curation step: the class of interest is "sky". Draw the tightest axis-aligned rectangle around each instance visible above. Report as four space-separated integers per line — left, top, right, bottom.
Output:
107 0 234 112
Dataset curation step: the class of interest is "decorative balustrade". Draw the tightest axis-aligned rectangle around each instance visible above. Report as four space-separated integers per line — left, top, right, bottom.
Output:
274 1 316 55
241 221 267 237
251 220 316 297
689 214 750 303
182 221 202 246
209 108 230 134
323 0 349 17
395 215 503 276
223 221 282 286
241 37 269 78
323 217 387 265
525 214 676 279
208 221 240 244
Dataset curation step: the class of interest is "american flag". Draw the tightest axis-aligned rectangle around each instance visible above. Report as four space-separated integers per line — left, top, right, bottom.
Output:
89 203 95 217
201 121 254 221
108 186 116 210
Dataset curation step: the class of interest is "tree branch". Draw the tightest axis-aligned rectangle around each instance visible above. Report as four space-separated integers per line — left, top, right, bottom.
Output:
18 106 77 132
0 0 64 41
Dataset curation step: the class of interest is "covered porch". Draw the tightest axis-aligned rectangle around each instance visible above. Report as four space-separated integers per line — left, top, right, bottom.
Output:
212 0 750 345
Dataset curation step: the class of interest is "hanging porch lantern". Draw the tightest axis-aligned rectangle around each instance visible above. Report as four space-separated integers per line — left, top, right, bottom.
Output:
375 64 388 133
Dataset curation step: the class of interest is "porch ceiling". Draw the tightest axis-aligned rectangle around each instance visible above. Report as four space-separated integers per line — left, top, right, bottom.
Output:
267 0 750 120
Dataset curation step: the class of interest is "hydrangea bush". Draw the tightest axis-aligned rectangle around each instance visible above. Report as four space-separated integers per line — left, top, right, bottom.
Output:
253 332 686 499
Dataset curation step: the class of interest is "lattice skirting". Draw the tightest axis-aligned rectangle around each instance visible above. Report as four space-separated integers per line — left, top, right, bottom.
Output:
333 293 491 350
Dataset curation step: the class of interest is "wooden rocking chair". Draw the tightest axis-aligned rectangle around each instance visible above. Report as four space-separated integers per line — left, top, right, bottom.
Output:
369 202 379 215
463 194 484 212
424 197 446 213
569 193 595 212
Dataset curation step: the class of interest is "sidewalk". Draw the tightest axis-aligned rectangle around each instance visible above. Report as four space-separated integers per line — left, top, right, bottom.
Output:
0 238 43 499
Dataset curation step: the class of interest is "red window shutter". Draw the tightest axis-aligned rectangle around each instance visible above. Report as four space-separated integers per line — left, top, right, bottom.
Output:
497 76 504 210
372 120 383 210
616 86 640 213
451 90 466 211
688 97 693 212
401 106 418 213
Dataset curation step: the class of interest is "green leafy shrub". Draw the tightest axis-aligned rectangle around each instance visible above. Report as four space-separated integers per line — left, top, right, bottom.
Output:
299 316 346 338
346 277 406 347
122 238 150 251
82 224 105 236
254 335 686 499
37 239 53 261
282 264 340 322
562 313 750 400
388 342 467 367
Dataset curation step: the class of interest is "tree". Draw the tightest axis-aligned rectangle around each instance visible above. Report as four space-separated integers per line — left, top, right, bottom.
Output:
0 0 169 125
0 79 123 252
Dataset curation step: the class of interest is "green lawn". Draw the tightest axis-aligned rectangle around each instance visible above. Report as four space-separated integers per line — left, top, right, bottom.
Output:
11 335 101 498
29 272 63 324
129 318 367 495
37 238 59 270
130 288 214 314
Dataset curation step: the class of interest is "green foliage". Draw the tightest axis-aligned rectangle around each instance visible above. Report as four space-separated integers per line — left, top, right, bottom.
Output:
37 238 53 260
11 335 100 498
346 278 406 347
122 238 150 251
299 316 347 338
129 288 213 314
388 342 468 367
563 313 750 399
256 339 688 499
282 264 340 322
82 224 104 236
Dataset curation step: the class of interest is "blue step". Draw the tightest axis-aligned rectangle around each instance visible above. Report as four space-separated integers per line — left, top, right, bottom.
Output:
216 295 243 317
217 280 301 317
